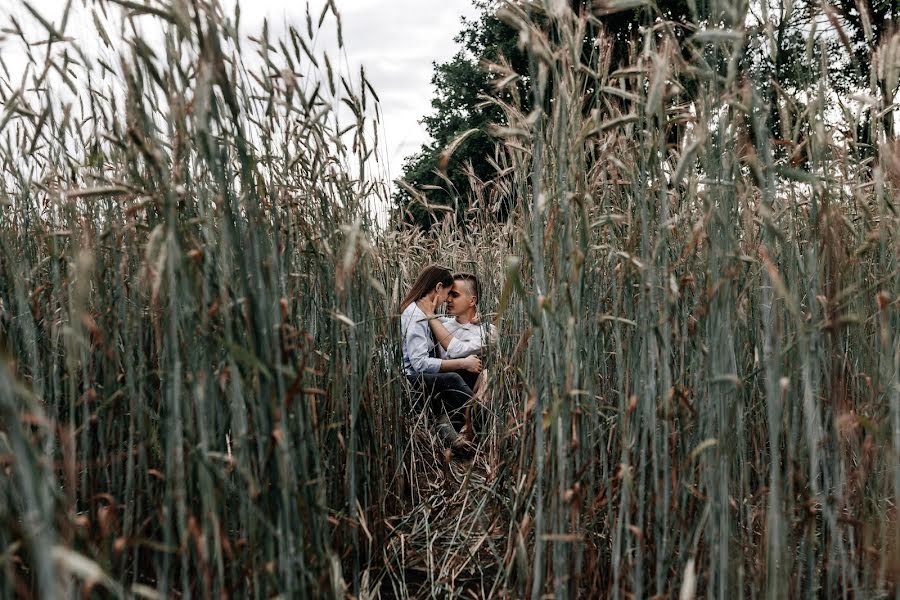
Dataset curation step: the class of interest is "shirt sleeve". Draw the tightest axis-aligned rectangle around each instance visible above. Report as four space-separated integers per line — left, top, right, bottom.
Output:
403 311 442 373
444 326 483 359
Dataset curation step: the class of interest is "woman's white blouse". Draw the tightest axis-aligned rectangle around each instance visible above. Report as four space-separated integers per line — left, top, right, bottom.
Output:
400 303 442 375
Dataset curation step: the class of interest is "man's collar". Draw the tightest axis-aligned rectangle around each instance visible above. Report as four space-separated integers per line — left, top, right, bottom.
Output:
454 312 476 325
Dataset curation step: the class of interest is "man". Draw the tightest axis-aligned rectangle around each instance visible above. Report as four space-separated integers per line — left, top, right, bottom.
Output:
428 273 495 371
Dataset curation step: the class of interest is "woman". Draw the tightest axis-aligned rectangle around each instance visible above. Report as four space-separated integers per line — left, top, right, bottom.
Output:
400 265 480 455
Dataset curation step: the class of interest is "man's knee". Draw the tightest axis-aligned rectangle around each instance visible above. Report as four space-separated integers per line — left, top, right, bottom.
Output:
444 372 466 389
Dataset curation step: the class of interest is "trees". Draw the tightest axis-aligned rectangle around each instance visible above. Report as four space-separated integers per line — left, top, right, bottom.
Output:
393 0 525 230
394 0 693 229
742 0 898 166
830 0 899 141
394 0 895 229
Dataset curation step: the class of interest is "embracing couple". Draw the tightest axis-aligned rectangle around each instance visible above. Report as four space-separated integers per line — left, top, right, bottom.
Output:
400 265 495 457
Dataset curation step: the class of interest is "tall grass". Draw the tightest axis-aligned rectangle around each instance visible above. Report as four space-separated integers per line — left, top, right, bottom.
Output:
0 0 897 598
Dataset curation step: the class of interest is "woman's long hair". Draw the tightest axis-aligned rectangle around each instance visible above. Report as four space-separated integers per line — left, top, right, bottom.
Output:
399 265 454 312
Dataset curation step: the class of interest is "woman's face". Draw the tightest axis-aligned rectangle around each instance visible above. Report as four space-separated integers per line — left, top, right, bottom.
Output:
435 283 451 305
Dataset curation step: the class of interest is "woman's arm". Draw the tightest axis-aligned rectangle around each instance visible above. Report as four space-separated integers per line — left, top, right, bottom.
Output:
427 316 457 351
402 309 442 374
416 296 457 352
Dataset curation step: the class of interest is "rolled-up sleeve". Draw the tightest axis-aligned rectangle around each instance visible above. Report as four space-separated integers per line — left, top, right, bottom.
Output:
402 310 442 374
445 334 481 359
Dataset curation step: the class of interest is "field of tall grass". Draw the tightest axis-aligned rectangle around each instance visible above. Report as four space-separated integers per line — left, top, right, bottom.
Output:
1 0 898 597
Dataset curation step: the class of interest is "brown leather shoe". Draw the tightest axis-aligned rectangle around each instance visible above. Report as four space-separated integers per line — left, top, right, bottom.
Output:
436 414 473 457
449 435 474 458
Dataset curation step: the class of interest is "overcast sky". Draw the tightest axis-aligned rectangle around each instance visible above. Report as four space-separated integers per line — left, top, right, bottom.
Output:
239 0 480 178
2 0 480 183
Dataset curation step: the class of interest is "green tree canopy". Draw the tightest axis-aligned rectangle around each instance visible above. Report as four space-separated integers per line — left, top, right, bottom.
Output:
394 0 896 230
392 0 524 229
393 0 686 229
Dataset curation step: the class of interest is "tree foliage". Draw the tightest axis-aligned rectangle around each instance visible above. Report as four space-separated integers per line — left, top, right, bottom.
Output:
393 0 688 229
395 0 899 229
393 0 524 229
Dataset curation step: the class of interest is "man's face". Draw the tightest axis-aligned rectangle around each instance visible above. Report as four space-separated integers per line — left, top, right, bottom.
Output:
446 279 476 316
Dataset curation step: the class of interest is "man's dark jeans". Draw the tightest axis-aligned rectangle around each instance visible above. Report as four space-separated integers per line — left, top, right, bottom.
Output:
407 371 474 430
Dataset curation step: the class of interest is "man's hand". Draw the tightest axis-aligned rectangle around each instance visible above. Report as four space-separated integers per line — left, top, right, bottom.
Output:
461 355 482 373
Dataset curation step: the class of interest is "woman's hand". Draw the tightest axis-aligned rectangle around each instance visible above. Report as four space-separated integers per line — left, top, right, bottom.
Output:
416 295 439 318
461 355 482 373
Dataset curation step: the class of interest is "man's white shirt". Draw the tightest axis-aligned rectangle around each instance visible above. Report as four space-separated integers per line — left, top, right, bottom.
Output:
437 317 497 359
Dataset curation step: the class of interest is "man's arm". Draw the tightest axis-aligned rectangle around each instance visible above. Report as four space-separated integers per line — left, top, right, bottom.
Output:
440 355 481 373
426 315 486 358
405 312 481 373
442 329 483 358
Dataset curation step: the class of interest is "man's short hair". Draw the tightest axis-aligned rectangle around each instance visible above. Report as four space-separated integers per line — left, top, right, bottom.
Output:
452 272 479 303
